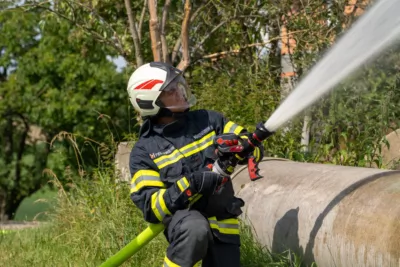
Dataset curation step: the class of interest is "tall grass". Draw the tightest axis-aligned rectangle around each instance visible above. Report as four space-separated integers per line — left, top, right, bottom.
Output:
0 168 301 267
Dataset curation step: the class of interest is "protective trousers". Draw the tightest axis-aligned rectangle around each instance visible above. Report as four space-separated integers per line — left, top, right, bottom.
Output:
162 209 240 267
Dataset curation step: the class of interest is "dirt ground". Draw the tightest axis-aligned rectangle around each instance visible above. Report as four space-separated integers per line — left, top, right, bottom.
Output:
0 221 42 231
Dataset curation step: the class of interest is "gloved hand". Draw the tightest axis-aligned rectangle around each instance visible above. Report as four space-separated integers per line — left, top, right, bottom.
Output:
212 133 246 176
213 155 238 176
213 133 244 158
236 132 265 164
188 171 229 196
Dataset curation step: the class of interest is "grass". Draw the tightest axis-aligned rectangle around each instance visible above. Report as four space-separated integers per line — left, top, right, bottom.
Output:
0 169 301 267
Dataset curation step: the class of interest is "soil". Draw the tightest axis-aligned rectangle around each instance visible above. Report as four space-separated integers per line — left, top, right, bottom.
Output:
0 221 43 230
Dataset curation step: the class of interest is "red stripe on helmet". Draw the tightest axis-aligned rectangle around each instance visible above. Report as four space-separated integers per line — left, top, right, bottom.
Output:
134 79 153 89
134 79 164 90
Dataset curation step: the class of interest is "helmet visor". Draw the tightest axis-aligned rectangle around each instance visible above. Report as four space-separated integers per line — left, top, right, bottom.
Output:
156 75 196 112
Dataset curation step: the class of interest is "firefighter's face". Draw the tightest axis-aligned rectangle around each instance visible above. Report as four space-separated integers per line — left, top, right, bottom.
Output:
158 81 190 112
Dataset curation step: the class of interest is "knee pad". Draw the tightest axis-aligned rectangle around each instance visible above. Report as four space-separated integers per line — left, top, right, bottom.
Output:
180 217 213 244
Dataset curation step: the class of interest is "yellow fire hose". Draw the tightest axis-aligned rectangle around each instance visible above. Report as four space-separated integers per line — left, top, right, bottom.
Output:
99 223 165 267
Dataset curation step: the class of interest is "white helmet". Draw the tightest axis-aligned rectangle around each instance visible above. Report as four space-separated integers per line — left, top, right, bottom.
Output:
127 62 196 118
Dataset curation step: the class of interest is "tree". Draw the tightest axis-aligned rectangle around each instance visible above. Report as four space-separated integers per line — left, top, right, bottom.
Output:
0 2 43 220
0 3 130 219
27 0 282 70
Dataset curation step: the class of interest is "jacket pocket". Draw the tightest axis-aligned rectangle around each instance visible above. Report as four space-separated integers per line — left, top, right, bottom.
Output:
160 161 183 183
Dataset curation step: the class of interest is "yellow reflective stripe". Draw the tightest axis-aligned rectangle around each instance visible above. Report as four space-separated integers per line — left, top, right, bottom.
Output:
131 170 159 182
177 177 189 192
130 170 165 193
218 217 239 224
164 256 181 267
208 217 239 235
235 154 245 161
179 131 215 154
154 131 214 164
254 147 260 161
183 135 214 157
158 154 185 170
188 193 202 204
151 192 162 221
154 149 181 163
223 121 235 133
158 190 171 216
223 121 244 134
151 189 171 221
227 165 235 173
156 131 216 169
239 135 249 160
177 181 185 192
193 260 202 267
208 216 239 225
234 126 244 135
210 225 239 235
131 180 165 194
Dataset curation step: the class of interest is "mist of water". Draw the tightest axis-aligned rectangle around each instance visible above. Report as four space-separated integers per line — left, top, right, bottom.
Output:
265 0 400 132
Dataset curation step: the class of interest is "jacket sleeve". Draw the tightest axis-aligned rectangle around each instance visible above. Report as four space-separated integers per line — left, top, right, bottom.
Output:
129 143 201 223
206 110 247 135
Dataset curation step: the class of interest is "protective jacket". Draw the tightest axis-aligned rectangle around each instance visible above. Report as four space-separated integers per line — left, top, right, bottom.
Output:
129 109 246 245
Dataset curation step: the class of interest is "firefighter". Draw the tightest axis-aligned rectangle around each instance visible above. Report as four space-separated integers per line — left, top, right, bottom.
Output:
127 62 264 267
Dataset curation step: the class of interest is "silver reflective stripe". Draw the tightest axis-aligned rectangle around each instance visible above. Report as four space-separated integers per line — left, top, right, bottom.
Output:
208 220 239 229
228 123 239 133
177 179 189 192
179 134 213 155
164 263 169 267
130 175 161 189
155 152 182 169
155 193 168 219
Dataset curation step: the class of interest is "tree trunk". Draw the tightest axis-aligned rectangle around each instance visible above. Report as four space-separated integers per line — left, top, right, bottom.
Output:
0 113 50 220
176 0 191 71
160 0 172 64
148 0 162 62
124 0 144 66
301 113 311 152
4 115 14 164
0 191 7 221
1 114 14 221
5 196 24 220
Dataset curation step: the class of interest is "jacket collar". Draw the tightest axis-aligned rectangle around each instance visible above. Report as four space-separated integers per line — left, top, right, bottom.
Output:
139 115 187 138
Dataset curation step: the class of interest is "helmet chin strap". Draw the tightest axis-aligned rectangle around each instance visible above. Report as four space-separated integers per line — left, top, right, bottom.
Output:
153 107 190 120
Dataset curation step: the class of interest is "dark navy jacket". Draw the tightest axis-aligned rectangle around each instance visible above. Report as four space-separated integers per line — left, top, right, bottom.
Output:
129 109 246 244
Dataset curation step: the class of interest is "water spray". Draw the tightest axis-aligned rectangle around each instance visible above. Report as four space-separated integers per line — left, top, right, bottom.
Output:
264 0 400 133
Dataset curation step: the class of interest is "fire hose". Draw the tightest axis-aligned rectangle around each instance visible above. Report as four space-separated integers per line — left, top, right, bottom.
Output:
99 122 274 267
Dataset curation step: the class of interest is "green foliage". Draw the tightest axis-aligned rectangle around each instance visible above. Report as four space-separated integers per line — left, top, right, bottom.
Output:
192 61 279 125
0 4 133 219
13 15 129 139
305 44 400 167
0 170 302 267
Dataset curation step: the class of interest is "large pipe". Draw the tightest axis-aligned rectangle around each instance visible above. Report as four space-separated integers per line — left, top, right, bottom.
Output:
232 158 400 267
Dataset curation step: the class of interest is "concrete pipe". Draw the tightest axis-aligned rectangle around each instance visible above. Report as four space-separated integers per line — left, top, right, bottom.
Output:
232 158 400 267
